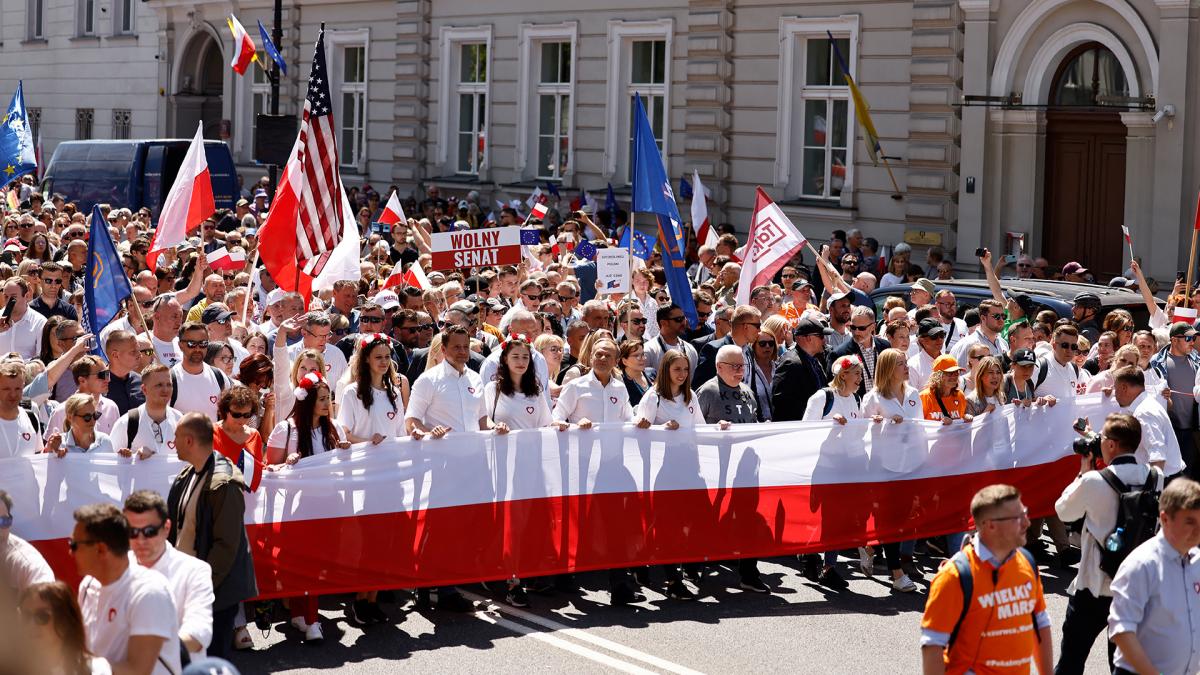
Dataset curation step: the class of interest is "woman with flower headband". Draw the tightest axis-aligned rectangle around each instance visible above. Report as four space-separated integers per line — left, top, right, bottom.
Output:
337 333 410 445
264 371 351 643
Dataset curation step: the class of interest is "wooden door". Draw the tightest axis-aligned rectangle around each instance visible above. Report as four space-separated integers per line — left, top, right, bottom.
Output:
1042 110 1127 279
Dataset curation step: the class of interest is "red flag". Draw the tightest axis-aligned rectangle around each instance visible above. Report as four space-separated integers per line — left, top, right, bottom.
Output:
383 262 429 291
378 191 406 226
226 16 257 75
206 246 246 272
1193 191 1200 231
736 187 807 306
147 123 213 272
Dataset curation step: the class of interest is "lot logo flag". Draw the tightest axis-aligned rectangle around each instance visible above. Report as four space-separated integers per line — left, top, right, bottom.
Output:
736 187 808 307
84 206 132 359
0 82 36 188
630 94 697 328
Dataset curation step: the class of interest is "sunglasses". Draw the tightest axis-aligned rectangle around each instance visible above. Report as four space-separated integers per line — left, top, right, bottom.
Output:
40 277 61 285
67 538 98 552
75 412 100 422
20 608 52 626
1180 335 1198 343
756 340 777 348
667 315 686 323
140 300 155 309
0 514 12 528
139 348 155 356
359 315 384 324
558 295 576 303
183 340 209 349
417 323 435 331
228 410 254 419
696 310 711 319
1056 342 1080 352
127 523 164 539
718 362 746 370
630 318 647 326
850 324 873 332
92 370 109 380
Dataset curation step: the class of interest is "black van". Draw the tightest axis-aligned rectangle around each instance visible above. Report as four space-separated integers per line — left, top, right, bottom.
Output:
40 140 238 221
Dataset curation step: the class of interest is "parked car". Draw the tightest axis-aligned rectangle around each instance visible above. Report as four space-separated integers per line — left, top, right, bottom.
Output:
40 139 237 221
869 278 1162 329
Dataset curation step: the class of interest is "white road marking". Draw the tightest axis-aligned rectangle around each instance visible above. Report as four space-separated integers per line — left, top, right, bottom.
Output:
462 591 706 675
472 609 659 675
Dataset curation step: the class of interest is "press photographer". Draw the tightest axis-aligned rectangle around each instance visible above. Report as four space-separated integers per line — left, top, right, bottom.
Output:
1054 412 1163 675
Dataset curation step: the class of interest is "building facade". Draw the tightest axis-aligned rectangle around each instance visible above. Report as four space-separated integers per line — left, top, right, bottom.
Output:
0 0 1194 283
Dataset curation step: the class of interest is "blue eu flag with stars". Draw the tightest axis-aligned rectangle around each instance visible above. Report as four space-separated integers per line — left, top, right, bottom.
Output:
258 21 288 76
83 206 132 360
618 226 652 261
0 82 36 188
630 94 697 328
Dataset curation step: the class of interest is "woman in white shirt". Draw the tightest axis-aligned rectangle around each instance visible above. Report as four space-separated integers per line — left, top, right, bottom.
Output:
629 269 660 339
264 372 350 642
634 349 706 431
859 348 920 593
18 581 112 674
337 334 410 444
45 393 116 456
802 355 864 424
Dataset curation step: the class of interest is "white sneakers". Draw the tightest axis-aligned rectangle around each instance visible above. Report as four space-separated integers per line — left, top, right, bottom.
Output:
858 546 874 576
232 625 254 651
892 574 918 593
290 617 309 633
305 622 325 643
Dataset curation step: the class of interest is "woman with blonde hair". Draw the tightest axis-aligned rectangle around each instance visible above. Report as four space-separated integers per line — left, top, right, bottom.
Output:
802 355 864 425
423 333 444 373
1086 343 1141 393
965 356 1007 416
44 393 115 456
760 314 792 353
533 333 565 387
273 345 326 422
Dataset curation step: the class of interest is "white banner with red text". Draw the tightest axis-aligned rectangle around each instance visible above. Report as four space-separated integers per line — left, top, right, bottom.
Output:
3 394 1118 598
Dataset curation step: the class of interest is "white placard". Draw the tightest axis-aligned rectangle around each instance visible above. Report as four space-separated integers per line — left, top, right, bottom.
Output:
596 248 630 294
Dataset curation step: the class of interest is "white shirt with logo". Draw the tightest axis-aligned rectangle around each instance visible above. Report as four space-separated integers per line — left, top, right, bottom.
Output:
78 564 180 675
635 389 706 429
337 383 405 440
151 335 180 368
169 364 226 418
0 412 43 457
406 360 486 432
552 371 634 424
484 382 552 430
109 405 184 455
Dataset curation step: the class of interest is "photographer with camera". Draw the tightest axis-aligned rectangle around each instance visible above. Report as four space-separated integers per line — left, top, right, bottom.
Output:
1106 366 1186 481
1054 412 1163 675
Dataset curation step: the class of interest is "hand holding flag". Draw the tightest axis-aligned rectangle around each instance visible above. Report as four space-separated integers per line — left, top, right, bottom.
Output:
1121 224 1134 262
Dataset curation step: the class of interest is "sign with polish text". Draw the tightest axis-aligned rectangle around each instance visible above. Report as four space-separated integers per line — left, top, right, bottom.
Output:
430 226 521 271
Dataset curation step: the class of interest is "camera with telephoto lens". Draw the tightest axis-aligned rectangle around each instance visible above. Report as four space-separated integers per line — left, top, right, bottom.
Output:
1073 432 1102 459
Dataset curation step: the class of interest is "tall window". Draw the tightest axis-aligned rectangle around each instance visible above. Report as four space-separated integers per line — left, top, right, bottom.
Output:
799 38 849 199
79 0 96 36
75 109 94 140
340 45 367 169
27 108 40 144
112 109 131 139
251 51 271 154
28 0 44 39
457 42 488 175
627 40 665 180
114 0 134 34
536 42 571 180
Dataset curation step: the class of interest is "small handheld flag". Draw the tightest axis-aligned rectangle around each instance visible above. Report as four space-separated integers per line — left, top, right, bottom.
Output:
519 228 541 246
378 191 406 226
575 240 597 261
545 182 560 199
679 175 693 200
1121 224 1134 262
257 20 287 75
530 202 549 221
619 226 652 261
605 183 618 215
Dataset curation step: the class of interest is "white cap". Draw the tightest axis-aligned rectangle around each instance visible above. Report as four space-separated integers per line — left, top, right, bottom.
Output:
374 290 400 310
266 288 287 306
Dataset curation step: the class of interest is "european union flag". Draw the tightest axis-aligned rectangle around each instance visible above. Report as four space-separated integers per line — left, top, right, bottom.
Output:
605 183 618 215
519 228 541 246
258 20 287 75
0 82 36 188
83 206 132 360
679 175 693 200
545 181 560 199
574 239 597 261
618 226 652 261
630 94 697 327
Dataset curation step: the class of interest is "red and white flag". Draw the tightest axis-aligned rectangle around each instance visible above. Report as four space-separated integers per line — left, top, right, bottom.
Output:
1121 225 1132 245
530 202 549 221
526 186 546 211
383 262 429 290
1172 306 1197 324
736 187 807 306
147 123 213 272
690 169 717 248
226 15 257 75
378 191 406 226
258 29 344 296
206 246 246 272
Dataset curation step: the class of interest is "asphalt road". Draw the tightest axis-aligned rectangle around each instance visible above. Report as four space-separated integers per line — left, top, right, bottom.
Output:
227 549 1108 675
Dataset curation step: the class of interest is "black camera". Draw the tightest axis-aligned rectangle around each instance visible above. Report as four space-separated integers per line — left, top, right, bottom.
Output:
1073 432 1102 459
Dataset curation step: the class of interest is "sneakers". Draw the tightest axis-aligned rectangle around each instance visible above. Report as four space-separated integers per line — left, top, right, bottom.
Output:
232 625 254 651
632 566 651 588
365 602 388 624
505 584 530 608
438 592 475 613
900 557 923 581
289 616 309 633
347 599 371 626
858 546 875 576
818 566 847 589
665 580 697 600
892 574 918 593
801 554 821 581
415 589 433 610
304 621 324 643
739 577 770 594
252 602 274 631
610 583 646 606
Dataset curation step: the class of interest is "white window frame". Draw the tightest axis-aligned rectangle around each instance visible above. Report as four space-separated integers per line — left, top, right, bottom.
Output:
604 19 673 182
516 22 578 181
249 51 271 161
325 28 370 173
775 15 860 199
113 0 135 35
27 0 44 39
78 0 96 37
437 25 493 175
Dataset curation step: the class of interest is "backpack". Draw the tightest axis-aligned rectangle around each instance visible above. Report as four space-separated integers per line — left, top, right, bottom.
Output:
1096 467 1161 578
821 387 863 418
169 367 227 407
1034 356 1079 390
124 407 140 449
947 546 1041 649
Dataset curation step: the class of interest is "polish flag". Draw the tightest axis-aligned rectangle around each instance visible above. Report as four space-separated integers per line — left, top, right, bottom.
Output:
227 15 257 75
690 170 717 248
206 246 246 272
147 123 213 272
379 191 406 226
736 187 807 307
12 402 1090 595
383 262 429 290
530 202 549 221
1171 306 1197 324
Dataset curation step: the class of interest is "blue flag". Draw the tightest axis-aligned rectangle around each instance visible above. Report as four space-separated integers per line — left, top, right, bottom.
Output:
545 181 560 199
83 206 132 360
257 20 287 75
618 226 652 261
574 239 597 261
605 183 618 215
630 94 698 328
519 228 541 246
679 175 693 200
0 82 36 188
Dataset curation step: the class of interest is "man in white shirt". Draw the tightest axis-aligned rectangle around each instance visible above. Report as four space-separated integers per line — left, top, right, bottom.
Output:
0 362 42 457
150 296 184 367
932 289 968 354
287 312 348 390
170 323 229 418
1112 366 1186 478
0 278 46 360
1 490 54 597
1055 412 1162 674
124 490 214 660
643 303 700 374
949 298 1008 364
1033 325 1085 403
908 319 945 391
72 502 181 675
111 364 183 460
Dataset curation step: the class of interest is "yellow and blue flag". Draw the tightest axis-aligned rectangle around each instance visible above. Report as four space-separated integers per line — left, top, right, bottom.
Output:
828 32 881 165
0 82 36 188
83 206 132 360
257 20 287 75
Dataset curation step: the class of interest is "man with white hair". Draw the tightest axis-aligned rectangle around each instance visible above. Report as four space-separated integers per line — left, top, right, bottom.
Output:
689 245 716 285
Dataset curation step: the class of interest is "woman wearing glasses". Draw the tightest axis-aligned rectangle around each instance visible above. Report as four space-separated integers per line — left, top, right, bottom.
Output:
45 393 116 456
204 341 237 379
18 581 109 674
619 339 654 406
744 326 780 421
213 387 265 492
236 353 276 437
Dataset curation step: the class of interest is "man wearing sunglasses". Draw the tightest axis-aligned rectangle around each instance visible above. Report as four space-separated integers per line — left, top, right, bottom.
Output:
45 356 120 435
28 261 77 322
645 303 700 374
124 489 214 661
0 278 46 361
949 298 1009 366
829 305 890 396
1033 325 1084 405
286 312 348 387
0 489 54 596
111 365 181 460
171 323 229 419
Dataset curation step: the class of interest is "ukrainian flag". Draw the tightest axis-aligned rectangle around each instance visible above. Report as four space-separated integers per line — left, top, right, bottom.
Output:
828 33 882 166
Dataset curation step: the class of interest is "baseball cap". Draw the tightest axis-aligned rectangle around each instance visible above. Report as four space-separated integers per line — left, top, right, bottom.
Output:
1170 321 1196 338
911 278 936 297
932 354 965 373
794 317 834 337
1011 348 1037 366
266 288 287 307
831 354 862 375
254 189 268 199
791 278 812 291
201 305 234 324
827 290 851 305
1062 261 1089 276
1012 293 1036 317
236 198 250 208
3 238 26 250
1108 276 1136 289
1073 291 1101 308
918 318 946 338
373 290 400 311
484 297 507 313
448 300 478 315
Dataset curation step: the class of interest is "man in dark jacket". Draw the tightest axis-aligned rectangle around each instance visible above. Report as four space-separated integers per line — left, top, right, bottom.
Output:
828 305 891 397
167 412 257 659
771 318 833 421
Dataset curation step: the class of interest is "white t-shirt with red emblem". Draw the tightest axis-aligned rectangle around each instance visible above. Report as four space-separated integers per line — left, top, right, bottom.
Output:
861 385 924 420
109 405 184 455
336 383 405 440
78 563 180 675
635 389 707 429
0 411 43 457
169 364 226 419
484 382 552 430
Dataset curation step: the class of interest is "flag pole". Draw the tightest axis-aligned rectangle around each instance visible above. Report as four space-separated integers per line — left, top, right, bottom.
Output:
880 154 904 200
128 293 151 335
1189 193 1200 300
240 248 261 327
626 214 635 340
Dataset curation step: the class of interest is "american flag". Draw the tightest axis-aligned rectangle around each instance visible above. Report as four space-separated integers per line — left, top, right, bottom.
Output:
294 29 342 275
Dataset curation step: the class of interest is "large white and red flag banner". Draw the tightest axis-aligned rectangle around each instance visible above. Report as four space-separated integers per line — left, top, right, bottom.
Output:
6 396 1111 597
736 187 807 306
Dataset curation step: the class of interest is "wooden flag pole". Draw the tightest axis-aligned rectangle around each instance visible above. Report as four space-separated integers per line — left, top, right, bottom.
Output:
626 213 635 340
880 154 904 200
1187 229 1198 300
128 293 151 336
240 248 261 327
